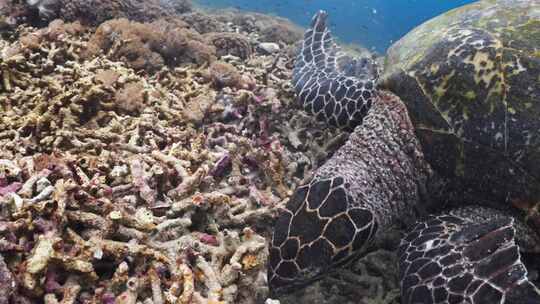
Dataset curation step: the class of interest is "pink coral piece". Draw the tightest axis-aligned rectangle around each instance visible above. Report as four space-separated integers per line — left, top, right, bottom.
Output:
0 182 22 197
199 233 219 246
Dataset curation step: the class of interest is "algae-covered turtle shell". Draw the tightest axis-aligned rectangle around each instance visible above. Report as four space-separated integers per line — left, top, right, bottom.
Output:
381 0 540 206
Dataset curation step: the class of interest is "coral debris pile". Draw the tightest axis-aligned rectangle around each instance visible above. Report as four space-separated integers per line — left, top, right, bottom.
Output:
0 3 353 303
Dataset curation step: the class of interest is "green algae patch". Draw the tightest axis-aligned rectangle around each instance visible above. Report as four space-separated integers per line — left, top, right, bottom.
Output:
464 91 476 100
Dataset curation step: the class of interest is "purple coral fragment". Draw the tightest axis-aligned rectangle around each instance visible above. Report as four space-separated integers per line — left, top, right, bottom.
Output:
199 233 219 246
102 292 116 304
210 154 231 178
0 255 15 302
242 155 259 170
0 182 22 197
44 269 62 293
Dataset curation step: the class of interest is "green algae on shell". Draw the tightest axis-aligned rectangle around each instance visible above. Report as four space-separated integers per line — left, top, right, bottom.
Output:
381 0 540 207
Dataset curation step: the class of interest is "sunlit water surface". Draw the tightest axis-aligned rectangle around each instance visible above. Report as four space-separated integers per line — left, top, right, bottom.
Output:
195 0 477 52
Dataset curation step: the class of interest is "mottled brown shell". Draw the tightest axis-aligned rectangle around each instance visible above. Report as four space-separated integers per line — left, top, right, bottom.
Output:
381 0 540 212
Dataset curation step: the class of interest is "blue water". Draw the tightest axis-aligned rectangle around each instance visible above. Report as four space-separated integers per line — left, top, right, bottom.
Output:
195 0 476 53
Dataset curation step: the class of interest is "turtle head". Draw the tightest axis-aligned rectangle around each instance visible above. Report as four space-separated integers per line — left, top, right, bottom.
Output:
268 177 378 296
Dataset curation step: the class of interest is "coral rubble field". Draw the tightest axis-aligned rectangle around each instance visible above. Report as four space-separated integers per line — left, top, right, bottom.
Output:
0 1 396 303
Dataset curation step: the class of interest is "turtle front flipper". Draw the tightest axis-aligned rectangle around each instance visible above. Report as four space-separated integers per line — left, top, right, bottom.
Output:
293 11 377 130
399 209 540 304
268 177 378 296
269 91 431 297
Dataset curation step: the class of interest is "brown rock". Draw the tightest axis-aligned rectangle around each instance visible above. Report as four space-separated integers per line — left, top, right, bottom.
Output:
114 81 146 114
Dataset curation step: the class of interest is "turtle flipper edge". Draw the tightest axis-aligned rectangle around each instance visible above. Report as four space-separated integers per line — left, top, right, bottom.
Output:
267 177 378 296
293 11 377 130
399 211 540 304
269 91 430 298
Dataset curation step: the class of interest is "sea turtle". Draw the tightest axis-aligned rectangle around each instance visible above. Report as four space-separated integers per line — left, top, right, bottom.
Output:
268 0 540 303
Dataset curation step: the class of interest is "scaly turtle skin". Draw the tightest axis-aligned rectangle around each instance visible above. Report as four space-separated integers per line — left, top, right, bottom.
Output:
269 14 430 293
268 1 540 303
268 89 429 294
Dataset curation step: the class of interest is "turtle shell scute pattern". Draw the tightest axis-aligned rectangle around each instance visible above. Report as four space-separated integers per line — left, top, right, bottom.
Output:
383 0 540 206
398 214 540 304
268 176 377 293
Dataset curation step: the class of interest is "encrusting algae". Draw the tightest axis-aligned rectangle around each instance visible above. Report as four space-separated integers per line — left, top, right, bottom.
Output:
0 1 395 303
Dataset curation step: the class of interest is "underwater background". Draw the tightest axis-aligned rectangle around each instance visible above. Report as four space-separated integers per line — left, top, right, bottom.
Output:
195 0 477 52
1 0 539 303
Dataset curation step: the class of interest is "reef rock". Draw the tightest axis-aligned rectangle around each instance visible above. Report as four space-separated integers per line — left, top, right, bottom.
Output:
85 18 215 72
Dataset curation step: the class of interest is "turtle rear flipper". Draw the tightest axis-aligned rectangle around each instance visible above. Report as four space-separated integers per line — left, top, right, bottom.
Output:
293 10 377 130
399 211 540 304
